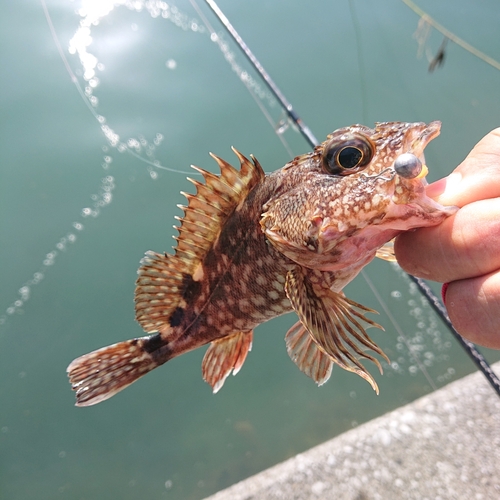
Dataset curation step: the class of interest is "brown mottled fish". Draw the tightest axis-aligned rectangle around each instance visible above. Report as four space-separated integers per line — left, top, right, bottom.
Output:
67 121 457 406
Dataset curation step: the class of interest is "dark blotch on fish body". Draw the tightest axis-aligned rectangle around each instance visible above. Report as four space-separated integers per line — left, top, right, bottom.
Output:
169 306 185 327
181 273 202 301
142 332 163 353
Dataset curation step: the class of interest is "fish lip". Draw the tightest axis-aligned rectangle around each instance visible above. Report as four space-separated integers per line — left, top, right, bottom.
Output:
406 199 459 216
381 198 458 233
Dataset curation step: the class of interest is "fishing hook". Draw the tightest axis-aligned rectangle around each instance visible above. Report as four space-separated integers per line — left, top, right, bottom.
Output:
359 167 396 182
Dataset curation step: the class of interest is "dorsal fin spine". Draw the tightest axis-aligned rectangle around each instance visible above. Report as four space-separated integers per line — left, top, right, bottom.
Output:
181 192 228 215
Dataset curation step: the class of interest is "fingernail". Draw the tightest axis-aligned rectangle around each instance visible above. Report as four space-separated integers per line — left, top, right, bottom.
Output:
426 172 462 203
441 282 449 305
426 177 447 199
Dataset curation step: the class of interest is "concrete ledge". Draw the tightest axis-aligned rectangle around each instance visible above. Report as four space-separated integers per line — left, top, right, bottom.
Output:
204 362 500 500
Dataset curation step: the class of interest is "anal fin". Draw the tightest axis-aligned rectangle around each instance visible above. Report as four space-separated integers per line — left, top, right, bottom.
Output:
285 321 333 386
202 331 253 393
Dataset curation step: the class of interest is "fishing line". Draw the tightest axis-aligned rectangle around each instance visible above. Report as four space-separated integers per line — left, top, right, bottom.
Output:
408 276 500 396
203 0 319 149
362 271 438 391
1 1 194 324
188 0 294 159
203 0 500 396
347 0 369 124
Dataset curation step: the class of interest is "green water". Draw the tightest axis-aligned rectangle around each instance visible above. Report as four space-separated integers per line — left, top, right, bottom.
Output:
1 1 499 498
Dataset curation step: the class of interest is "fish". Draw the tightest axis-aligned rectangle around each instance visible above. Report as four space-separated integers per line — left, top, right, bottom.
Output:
67 120 457 406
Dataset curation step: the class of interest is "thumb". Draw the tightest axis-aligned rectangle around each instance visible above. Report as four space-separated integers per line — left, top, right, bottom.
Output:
425 127 500 207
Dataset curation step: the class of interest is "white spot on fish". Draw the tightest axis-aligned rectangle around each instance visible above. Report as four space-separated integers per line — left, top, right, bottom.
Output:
271 303 285 313
234 319 246 329
251 295 266 307
272 281 283 291
239 299 250 311
256 275 267 286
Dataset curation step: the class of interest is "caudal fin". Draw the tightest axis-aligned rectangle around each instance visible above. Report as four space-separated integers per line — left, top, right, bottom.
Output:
67 338 158 407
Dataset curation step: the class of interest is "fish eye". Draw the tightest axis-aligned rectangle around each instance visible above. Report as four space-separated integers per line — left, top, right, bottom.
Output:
322 134 374 175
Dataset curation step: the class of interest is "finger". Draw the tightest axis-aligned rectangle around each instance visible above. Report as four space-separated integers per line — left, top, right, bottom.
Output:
444 271 500 349
426 127 500 207
394 198 500 282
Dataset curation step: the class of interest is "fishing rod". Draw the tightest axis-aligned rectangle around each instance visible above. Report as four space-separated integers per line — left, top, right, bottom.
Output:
203 0 500 397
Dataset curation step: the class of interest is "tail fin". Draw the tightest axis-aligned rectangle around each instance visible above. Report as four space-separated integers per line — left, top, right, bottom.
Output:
67 338 158 407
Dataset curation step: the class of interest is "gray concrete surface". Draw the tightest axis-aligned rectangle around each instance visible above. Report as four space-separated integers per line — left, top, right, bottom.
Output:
204 362 500 500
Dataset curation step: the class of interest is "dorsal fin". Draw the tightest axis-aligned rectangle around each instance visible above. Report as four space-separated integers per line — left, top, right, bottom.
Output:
135 149 265 333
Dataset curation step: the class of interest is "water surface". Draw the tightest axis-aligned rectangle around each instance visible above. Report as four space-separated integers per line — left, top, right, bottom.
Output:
1 1 500 498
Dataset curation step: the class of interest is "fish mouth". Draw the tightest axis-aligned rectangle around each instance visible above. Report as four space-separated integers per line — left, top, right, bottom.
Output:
407 198 458 217
386 120 458 224
388 120 443 202
382 196 458 232
391 120 441 184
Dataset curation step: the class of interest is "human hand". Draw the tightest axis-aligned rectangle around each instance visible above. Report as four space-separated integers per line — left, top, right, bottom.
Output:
395 128 500 349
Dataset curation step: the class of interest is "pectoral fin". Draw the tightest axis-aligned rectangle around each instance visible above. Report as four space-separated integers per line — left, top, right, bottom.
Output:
285 321 333 386
202 331 253 393
285 268 389 393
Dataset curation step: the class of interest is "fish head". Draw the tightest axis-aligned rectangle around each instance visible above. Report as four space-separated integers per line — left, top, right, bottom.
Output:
261 121 458 270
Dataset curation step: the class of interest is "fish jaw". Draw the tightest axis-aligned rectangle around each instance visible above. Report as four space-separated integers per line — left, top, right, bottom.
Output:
381 193 458 231
314 176 458 270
